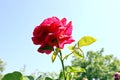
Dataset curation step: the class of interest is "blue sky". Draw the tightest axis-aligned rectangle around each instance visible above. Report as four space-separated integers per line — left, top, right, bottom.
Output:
0 0 120 74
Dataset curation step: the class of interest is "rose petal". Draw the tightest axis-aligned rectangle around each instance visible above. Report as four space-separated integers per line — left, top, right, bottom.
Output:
61 18 67 26
64 21 72 35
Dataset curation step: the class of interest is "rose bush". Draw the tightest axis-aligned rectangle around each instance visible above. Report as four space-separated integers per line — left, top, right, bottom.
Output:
1 16 96 80
32 16 75 54
31 16 96 80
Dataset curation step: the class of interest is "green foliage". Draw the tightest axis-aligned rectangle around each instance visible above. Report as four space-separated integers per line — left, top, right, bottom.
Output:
58 71 64 80
57 36 96 80
67 36 96 60
67 66 85 73
72 48 84 59
2 71 57 80
23 76 34 80
68 46 75 50
63 54 71 60
45 77 53 80
38 45 54 51
78 36 96 47
71 48 120 80
2 71 22 80
51 48 59 63
68 45 84 59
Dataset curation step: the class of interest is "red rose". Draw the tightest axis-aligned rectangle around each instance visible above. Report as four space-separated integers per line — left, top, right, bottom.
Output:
32 16 75 54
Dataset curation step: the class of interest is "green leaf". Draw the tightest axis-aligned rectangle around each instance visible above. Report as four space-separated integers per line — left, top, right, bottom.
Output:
68 46 75 50
72 49 84 59
67 66 86 73
38 45 54 51
45 77 53 80
58 71 64 80
51 48 59 63
78 36 96 47
63 53 71 60
51 52 58 63
66 73 72 80
23 76 34 80
23 77 29 80
2 71 22 80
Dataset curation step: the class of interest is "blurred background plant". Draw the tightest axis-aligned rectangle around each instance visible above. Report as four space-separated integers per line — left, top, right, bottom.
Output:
0 59 5 79
71 48 120 80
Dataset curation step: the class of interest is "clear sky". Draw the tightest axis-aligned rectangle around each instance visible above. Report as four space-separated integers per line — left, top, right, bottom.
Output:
0 0 120 74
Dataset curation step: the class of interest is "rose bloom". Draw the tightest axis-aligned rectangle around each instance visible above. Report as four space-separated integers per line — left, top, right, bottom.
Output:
32 16 75 54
